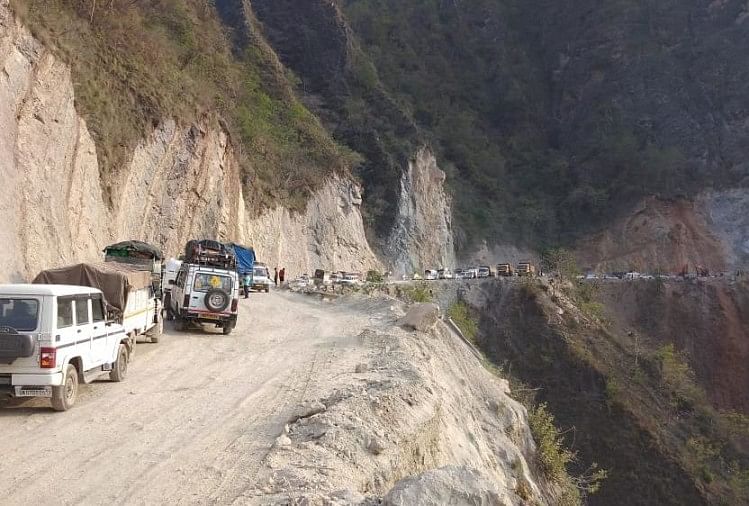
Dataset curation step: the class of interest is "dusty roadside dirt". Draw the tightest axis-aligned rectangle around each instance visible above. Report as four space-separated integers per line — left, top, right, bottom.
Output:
0 290 543 505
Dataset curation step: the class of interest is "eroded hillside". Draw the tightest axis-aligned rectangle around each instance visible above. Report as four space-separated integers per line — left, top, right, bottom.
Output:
0 0 458 280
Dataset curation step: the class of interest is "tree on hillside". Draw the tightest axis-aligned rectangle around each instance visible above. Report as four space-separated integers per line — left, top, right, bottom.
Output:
542 248 579 280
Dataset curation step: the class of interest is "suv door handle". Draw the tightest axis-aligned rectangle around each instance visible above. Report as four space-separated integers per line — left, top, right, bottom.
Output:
77 329 82 333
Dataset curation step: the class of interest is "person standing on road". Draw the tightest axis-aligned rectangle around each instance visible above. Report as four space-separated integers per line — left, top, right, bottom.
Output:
274 267 278 286
279 267 286 285
242 271 251 299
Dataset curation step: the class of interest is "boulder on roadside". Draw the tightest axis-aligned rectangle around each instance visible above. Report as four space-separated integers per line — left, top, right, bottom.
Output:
382 466 506 506
398 303 440 332
288 400 327 423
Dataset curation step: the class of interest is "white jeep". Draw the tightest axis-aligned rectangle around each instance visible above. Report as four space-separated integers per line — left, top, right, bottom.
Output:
169 264 239 335
0 284 132 411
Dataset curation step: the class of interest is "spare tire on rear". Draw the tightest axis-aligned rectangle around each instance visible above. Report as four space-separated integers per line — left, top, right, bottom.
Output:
0 329 35 364
204 289 230 312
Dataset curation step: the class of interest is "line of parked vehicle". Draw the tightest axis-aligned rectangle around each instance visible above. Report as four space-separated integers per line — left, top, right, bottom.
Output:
418 261 539 281
0 238 262 412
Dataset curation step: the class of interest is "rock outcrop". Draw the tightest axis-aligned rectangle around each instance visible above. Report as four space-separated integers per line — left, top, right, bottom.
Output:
240 176 381 275
700 189 749 271
0 0 109 281
0 0 379 282
386 148 456 276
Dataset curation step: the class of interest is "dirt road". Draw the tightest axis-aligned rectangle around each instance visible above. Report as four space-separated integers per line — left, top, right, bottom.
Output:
0 290 371 505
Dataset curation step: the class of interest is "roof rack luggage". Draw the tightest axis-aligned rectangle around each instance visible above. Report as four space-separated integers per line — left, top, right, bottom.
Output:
184 240 236 269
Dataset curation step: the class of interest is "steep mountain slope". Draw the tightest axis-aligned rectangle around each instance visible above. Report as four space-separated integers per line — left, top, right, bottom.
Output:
13 0 361 212
0 0 383 281
459 279 749 505
4 0 458 277
341 0 749 250
8 0 749 269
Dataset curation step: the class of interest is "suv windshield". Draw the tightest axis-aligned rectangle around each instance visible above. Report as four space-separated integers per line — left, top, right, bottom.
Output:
253 267 269 278
193 273 232 292
0 298 40 331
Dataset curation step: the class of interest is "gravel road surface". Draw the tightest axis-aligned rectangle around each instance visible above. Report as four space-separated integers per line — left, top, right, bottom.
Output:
0 290 369 505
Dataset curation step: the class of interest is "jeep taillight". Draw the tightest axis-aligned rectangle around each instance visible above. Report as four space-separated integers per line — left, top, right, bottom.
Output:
231 299 238 312
40 347 56 369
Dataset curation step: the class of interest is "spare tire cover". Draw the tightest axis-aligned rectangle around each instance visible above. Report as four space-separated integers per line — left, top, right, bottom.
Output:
0 329 35 364
204 289 230 312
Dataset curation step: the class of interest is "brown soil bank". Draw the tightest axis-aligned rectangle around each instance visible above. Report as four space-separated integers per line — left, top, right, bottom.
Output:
597 280 749 414
464 280 749 505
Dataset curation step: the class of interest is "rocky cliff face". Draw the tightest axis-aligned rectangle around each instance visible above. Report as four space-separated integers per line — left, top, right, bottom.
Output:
386 149 455 275
0 1 109 281
0 0 379 282
577 190 749 273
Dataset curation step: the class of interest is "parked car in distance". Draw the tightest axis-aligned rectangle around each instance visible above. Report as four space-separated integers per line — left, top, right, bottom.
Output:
438 268 453 279
516 261 536 277
314 269 332 287
292 274 312 287
339 272 363 286
169 263 239 335
331 271 344 284
0 284 132 411
478 266 492 278
497 263 514 277
251 263 272 292
465 268 479 279
424 269 439 280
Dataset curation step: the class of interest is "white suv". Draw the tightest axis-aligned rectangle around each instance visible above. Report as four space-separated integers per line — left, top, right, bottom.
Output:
250 263 272 293
0 284 132 411
169 264 239 334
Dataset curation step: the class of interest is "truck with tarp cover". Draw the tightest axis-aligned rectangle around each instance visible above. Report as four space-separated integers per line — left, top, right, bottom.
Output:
104 240 164 296
33 261 162 345
225 243 255 276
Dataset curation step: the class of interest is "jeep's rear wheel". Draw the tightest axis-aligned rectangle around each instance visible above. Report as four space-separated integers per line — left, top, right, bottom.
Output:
222 322 235 335
109 344 129 382
52 364 79 411
175 317 186 332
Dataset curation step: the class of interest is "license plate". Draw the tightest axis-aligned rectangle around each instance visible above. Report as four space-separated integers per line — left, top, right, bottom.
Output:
15 386 52 398
201 314 221 320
